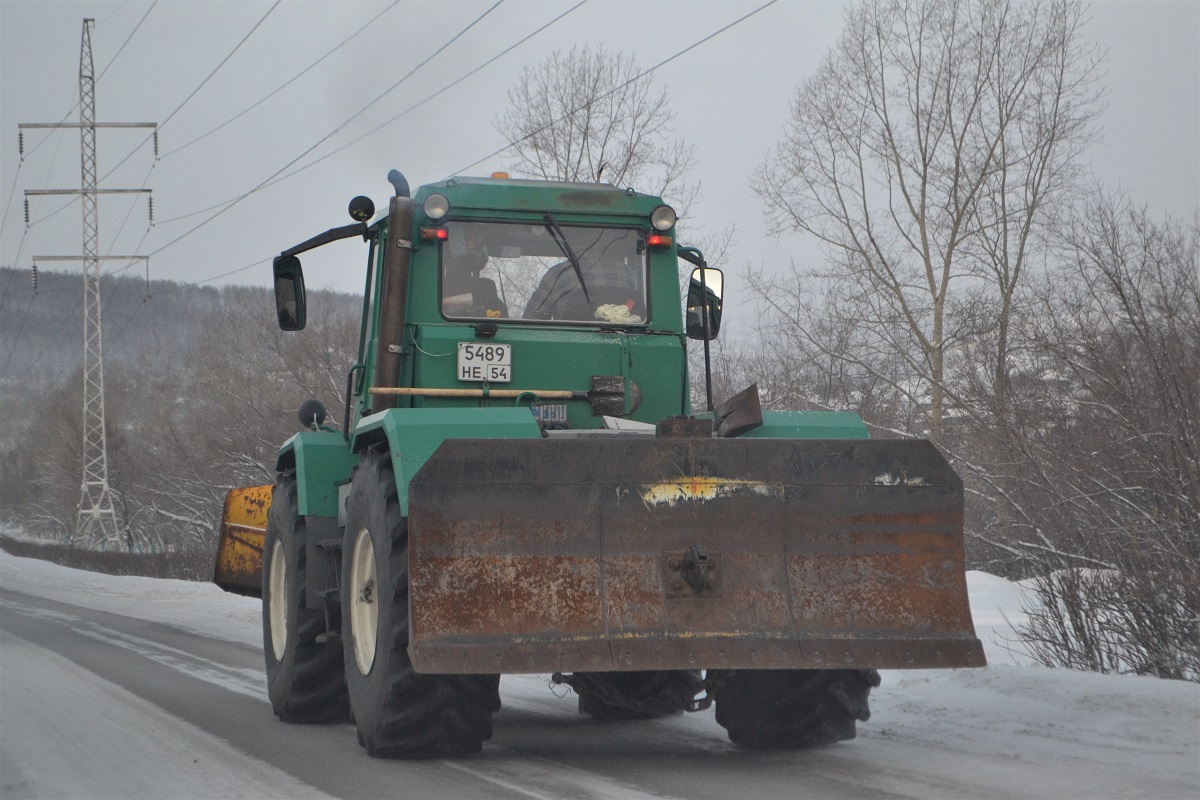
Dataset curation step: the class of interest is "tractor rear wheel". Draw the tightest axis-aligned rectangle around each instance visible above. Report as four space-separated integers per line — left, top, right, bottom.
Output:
262 475 349 723
341 449 500 758
713 668 881 749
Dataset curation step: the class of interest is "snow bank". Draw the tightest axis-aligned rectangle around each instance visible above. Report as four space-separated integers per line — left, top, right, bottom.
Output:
2 552 1197 798
965 570 1035 666
0 550 261 647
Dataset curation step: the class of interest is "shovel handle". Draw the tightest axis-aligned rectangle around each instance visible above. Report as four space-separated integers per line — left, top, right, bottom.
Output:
369 387 576 400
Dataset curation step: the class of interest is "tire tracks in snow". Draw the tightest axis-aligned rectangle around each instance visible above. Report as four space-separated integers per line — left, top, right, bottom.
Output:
0 594 267 702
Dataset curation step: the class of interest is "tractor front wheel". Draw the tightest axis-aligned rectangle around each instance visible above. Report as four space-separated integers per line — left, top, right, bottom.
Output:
341 449 500 758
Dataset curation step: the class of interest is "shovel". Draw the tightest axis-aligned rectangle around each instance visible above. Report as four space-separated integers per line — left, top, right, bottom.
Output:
370 375 641 417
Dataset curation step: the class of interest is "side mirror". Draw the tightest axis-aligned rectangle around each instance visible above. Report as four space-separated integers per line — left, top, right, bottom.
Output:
273 255 307 331
686 266 723 340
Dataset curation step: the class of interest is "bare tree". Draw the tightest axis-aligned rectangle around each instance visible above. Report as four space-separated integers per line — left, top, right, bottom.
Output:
962 196 1199 567
752 0 1102 441
496 44 697 215
963 196 1199 679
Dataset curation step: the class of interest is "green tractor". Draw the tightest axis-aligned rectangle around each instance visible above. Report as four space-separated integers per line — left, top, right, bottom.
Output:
214 170 983 757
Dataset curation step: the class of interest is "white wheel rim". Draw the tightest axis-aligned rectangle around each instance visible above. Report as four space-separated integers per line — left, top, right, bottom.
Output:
349 527 379 675
268 538 288 661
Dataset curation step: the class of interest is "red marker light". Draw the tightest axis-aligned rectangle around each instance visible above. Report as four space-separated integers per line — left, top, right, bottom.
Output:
421 227 449 241
647 234 672 247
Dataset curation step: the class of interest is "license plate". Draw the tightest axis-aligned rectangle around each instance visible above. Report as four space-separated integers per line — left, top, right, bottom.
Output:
530 403 568 425
457 342 511 383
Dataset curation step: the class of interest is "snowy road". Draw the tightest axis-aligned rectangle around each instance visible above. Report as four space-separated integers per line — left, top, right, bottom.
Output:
1 554 1197 800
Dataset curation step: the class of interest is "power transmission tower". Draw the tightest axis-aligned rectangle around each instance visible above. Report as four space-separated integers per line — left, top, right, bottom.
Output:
19 18 156 549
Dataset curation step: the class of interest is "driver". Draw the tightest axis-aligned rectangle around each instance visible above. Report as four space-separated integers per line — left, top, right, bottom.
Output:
523 257 642 322
442 231 507 317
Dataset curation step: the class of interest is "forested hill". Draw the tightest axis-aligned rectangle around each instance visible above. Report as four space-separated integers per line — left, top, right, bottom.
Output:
0 266 359 541
2 266 265 386
0 265 357 426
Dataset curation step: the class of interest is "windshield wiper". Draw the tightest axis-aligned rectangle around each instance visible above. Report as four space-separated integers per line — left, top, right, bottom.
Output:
543 213 591 305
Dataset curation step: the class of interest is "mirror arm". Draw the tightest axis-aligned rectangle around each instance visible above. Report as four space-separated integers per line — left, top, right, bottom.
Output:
280 222 373 259
677 246 706 269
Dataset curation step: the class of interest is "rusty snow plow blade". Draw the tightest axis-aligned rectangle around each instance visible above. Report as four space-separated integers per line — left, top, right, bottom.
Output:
213 484 271 597
407 436 985 675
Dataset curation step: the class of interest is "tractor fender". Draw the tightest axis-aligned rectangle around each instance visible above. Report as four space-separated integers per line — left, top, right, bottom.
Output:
349 407 543 517
274 430 357 518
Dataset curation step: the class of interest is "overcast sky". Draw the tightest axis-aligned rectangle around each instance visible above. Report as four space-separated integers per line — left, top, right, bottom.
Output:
1 0 1197 334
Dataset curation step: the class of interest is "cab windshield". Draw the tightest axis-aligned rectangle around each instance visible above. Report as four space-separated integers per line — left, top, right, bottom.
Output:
439 219 648 325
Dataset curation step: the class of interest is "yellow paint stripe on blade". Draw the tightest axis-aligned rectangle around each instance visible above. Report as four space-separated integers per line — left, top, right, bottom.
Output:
639 477 784 507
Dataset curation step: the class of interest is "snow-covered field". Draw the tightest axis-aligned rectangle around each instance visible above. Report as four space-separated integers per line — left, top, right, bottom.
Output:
2 552 1198 799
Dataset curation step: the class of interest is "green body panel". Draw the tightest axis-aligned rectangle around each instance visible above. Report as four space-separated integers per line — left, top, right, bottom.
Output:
352 177 686 428
276 431 358 517
742 410 870 439
352 407 543 515
405 325 686 427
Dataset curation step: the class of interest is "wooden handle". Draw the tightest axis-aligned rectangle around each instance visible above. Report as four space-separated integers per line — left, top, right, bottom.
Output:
368 387 575 399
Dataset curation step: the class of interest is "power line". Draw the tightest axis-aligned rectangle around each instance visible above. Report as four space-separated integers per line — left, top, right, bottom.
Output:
239 0 591 199
10 134 76 232
6 120 71 238
96 0 504 352
163 0 403 159
0 264 32 379
151 0 765 236
9 3 158 165
15 194 173 384
12 282 84 383
34 266 131 387
145 1 507 245
5 4 231 384
452 0 780 177
146 0 769 292
171 1 282 131
155 0 586 229
97 1 158 82
0 236 83 383
0 294 36 379
98 1 131 26
8 213 155 385
43 0 772 337
155 257 270 295
0 161 24 241
27 250 257 389
17 0 275 233
5 1 158 232
99 0 282 183
0 130 69 341
22 0 385 231
0 265 16 310
108 163 156 245
0 229 30 309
